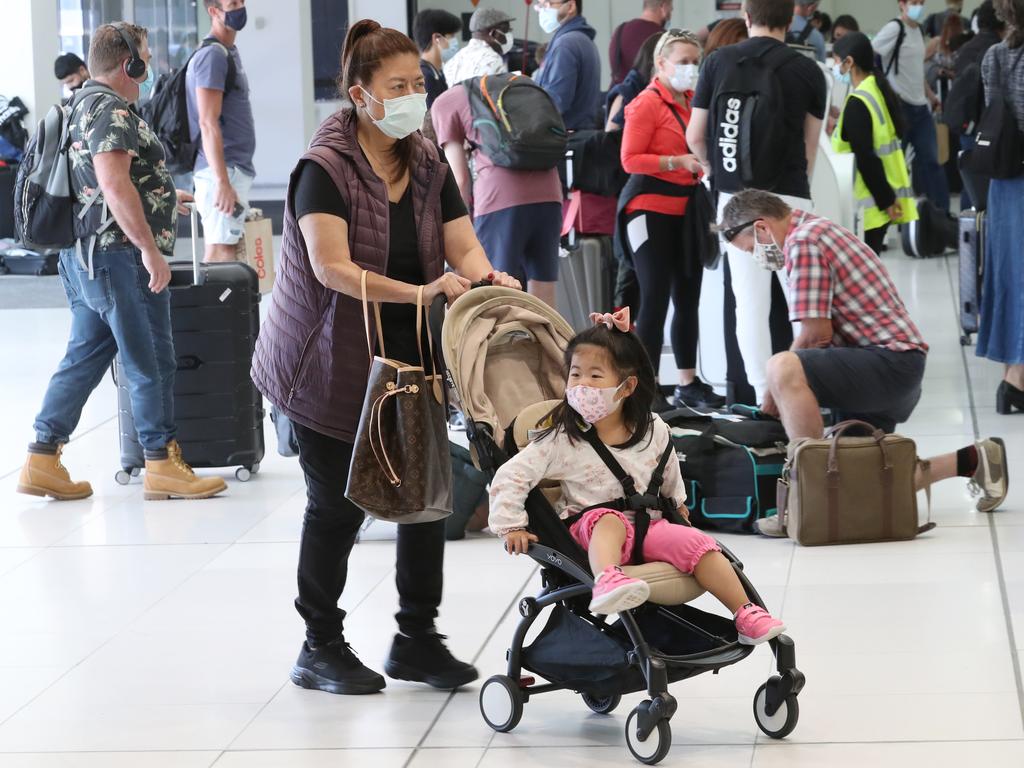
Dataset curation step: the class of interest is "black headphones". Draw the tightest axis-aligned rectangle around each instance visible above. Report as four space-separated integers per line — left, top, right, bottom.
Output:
107 23 147 80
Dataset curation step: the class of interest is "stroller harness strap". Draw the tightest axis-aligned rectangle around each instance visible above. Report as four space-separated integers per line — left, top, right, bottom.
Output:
577 427 679 565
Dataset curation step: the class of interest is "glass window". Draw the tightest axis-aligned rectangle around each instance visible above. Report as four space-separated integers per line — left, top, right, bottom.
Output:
58 0 126 61
311 0 349 101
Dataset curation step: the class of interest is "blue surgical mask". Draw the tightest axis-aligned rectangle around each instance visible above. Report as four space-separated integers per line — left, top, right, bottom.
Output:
222 6 248 32
538 7 561 35
137 65 156 99
831 62 852 86
906 4 926 23
441 35 460 63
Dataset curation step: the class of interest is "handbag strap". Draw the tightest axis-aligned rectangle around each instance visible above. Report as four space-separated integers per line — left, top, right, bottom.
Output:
360 269 386 361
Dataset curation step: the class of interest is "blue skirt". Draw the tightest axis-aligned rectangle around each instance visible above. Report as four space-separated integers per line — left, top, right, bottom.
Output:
977 176 1024 365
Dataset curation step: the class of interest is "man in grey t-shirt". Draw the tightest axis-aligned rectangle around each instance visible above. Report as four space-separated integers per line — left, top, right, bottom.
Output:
186 0 256 262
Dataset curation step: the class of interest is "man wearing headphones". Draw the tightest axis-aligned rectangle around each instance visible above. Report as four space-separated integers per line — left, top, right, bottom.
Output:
17 23 227 503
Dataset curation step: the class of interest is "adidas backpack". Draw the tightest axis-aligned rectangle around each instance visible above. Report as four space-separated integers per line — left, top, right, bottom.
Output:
708 44 802 194
141 38 236 175
13 84 117 252
465 74 567 171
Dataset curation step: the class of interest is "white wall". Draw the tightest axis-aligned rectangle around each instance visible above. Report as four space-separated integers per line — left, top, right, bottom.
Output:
0 0 61 130
243 0 318 195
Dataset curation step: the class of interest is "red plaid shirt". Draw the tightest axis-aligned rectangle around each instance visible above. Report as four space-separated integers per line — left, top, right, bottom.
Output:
784 211 929 353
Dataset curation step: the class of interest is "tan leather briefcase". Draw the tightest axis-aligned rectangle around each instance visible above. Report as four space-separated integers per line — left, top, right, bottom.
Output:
777 421 935 546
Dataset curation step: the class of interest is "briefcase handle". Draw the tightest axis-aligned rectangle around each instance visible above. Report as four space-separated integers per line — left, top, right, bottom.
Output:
824 420 892 476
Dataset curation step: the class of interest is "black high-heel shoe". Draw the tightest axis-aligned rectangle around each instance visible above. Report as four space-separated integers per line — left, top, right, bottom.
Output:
996 381 1024 414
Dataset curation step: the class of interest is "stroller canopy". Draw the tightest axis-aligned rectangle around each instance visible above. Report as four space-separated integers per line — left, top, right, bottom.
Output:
442 287 575 440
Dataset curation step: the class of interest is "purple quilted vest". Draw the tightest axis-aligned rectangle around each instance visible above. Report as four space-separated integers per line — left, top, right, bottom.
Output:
251 108 448 442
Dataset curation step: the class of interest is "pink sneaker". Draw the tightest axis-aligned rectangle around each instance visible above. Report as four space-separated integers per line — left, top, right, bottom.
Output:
734 603 786 645
589 566 650 615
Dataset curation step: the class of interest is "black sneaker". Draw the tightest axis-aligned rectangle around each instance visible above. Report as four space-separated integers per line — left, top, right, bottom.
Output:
384 632 479 689
291 639 386 695
674 377 726 409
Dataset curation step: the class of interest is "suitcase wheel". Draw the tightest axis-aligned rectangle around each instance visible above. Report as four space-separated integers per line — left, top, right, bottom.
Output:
960 334 972 346
115 469 132 485
235 463 259 482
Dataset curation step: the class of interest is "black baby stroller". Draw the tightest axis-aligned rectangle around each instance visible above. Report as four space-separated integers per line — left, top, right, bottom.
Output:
433 287 805 765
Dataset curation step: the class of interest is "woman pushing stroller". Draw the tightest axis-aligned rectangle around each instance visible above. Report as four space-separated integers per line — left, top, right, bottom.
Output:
489 309 785 646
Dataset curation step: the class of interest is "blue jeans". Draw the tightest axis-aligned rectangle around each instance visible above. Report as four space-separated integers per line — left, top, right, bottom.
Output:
901 101 950 213
33 247 177 452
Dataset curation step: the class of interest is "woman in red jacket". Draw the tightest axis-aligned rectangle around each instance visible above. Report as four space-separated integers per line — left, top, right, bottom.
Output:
619 29 724 410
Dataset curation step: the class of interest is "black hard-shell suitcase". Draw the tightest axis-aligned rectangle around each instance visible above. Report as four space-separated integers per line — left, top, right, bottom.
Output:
0 162 15 239
0 240 58 275
959 208 985 345
114 205 264 483
557 235 615 332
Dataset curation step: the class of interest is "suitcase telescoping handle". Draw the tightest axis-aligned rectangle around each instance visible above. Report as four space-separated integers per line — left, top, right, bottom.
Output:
185 202 204 287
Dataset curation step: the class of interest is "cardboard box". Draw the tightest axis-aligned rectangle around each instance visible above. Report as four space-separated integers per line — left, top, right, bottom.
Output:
236 217 275 294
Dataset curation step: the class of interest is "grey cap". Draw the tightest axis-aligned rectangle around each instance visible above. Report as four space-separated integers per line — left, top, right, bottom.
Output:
469 8 514 33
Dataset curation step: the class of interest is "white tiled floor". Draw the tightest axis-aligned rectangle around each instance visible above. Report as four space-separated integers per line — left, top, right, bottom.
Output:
0 251 1022 767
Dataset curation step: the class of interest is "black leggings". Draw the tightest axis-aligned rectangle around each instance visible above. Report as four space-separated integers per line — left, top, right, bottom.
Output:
291 421 445 646
629 210 702 371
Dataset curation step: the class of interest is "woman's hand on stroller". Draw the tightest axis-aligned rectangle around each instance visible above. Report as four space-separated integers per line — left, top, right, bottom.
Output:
424 273 473 305
488 271 522 291
503 529 539 555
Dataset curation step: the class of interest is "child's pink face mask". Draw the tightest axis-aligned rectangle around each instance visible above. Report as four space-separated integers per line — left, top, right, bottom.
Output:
566 382 626 424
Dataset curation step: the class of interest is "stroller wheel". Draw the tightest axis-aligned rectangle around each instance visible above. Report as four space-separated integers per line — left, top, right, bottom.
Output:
625 707 672 765
753 680 800 739
582 692 622 715
479 675 523 733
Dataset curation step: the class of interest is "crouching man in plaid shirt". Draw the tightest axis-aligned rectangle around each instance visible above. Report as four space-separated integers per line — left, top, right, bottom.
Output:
719 189 1008 532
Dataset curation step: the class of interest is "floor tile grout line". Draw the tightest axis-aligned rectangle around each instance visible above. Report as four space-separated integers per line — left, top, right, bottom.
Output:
404 564 539 768
0 540 233 731
945 254 1024 733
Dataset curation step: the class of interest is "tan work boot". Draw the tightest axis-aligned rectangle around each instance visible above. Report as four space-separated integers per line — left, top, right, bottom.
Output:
143 440 227 501
17 445 93 501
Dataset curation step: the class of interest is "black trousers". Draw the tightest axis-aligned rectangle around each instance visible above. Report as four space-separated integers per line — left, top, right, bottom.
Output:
865 223 890 256
292 420 446 646
628 210 702 371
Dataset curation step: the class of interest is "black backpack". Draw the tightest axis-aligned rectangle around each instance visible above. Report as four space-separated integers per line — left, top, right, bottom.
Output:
785 23 814 47
14 84 118 251
943 61 985 134
963 47 1024 180
465 73 567 171
708 43 802 193
883 19 907 76
141 38 237 176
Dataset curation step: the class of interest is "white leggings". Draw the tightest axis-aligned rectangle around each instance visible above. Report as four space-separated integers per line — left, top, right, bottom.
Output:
717 191 812 403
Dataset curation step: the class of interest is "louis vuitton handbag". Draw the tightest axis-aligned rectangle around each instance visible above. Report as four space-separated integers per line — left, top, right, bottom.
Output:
345 270 452 523
777 420 935 546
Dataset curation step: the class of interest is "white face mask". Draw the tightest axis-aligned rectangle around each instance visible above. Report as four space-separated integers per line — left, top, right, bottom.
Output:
360 88 428 140
751 225 786 271
538 8 562 35
499 31 515 55
669 63 699 92
441 35 460 62
566 381 627 424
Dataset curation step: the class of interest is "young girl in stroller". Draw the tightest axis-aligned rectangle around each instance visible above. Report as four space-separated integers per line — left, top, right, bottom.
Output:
489 309 786 645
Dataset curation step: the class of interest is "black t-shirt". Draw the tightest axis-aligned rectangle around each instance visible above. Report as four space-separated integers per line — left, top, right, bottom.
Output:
840 97 896 213
420 60 448 109
693 37 828 199
292 159 468 367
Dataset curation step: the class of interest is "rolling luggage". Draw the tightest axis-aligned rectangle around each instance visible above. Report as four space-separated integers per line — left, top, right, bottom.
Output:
958 209 985 345
900 198 957 258
556 235 615 332
0 240 58 275
114 205 264 483
0 161 15 239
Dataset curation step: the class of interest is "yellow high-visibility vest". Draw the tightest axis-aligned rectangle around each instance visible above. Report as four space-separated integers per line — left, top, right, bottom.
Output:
833 74 918 232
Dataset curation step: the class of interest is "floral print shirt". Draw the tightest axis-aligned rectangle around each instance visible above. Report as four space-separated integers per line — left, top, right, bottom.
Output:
68 82 177 255
488 414 686 536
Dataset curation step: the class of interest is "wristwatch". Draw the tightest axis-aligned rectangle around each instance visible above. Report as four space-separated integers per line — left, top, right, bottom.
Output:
666 156 676 171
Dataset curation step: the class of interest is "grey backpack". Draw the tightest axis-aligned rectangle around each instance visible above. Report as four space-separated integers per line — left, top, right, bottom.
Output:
14 84 118 252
